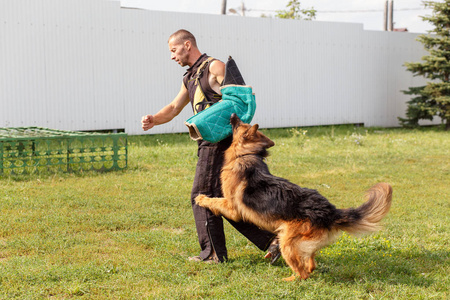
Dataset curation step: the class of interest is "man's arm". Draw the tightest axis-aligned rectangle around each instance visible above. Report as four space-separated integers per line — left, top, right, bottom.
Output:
141 82 190 131
208 60 226 95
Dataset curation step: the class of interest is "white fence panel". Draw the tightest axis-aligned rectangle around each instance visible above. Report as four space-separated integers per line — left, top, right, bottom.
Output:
0 0 437 135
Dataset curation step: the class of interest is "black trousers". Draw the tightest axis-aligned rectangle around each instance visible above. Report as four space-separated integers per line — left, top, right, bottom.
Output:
190 136 275 262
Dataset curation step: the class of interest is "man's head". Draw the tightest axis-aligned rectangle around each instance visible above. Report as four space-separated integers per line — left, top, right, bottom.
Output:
168 29 201 67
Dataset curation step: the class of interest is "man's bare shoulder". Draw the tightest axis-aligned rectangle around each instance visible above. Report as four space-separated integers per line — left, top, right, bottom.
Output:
209 59 225 77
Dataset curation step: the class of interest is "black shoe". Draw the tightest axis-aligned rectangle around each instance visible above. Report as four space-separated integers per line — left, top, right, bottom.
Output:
265 239 281 265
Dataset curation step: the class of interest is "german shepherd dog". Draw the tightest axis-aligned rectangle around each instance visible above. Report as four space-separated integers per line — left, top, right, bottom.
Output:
195 114 392 281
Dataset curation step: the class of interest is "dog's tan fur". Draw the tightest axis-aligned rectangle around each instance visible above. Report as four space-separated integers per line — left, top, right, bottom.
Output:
196 115 392 281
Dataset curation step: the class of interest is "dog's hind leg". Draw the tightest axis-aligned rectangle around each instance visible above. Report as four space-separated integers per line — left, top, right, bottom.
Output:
279 236 308 281
195 195 241 222
278 222 311 281
307 253 316 274
279 222 328 281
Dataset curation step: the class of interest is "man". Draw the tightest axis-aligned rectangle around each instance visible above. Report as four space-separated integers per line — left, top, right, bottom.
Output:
141 29 279 263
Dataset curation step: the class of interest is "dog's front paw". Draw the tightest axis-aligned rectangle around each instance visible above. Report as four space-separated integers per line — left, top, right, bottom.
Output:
195 194 210 208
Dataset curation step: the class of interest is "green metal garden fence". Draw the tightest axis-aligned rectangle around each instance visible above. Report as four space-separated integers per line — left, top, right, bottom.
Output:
0 127 127 175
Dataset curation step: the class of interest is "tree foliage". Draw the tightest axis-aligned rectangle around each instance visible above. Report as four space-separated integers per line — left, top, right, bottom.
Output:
275 0 316 21
402 0 450 130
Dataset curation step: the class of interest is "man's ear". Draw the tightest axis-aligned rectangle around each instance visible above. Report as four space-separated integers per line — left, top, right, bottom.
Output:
184 40 191 50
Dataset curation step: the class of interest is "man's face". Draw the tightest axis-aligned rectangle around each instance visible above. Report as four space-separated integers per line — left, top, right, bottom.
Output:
168 38 189 67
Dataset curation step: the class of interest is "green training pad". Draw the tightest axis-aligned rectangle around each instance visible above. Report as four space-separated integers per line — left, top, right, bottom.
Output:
185 85 256 143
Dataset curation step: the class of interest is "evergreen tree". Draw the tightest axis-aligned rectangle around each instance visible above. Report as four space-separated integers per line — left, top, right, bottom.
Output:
402 0 450 130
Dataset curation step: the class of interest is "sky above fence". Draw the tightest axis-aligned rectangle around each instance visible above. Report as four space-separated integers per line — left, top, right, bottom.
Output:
120 0 435 33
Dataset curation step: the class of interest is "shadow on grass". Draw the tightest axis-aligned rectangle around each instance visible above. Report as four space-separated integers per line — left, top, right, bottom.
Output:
225 246 448 287
0 167 130 182
312 248 445 286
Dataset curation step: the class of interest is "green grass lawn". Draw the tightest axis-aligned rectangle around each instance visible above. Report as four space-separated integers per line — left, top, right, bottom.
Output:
0 125 449 299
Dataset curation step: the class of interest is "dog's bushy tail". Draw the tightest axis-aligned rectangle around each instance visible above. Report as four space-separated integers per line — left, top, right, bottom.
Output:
335 183 393 236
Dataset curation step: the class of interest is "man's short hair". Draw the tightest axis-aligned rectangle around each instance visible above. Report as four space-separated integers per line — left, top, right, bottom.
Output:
169 29 197 47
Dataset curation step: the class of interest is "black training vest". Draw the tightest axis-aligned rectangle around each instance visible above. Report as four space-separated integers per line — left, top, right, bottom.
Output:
183 54 222 114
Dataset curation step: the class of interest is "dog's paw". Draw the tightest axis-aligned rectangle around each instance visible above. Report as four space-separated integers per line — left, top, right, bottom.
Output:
282 275 297 282
195 194 210 207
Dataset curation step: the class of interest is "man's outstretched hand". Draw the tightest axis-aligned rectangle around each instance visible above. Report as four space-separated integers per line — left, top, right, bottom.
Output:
141 114 155 131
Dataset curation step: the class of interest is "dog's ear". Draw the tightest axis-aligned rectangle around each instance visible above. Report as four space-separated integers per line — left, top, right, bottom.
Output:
247 124 259 136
